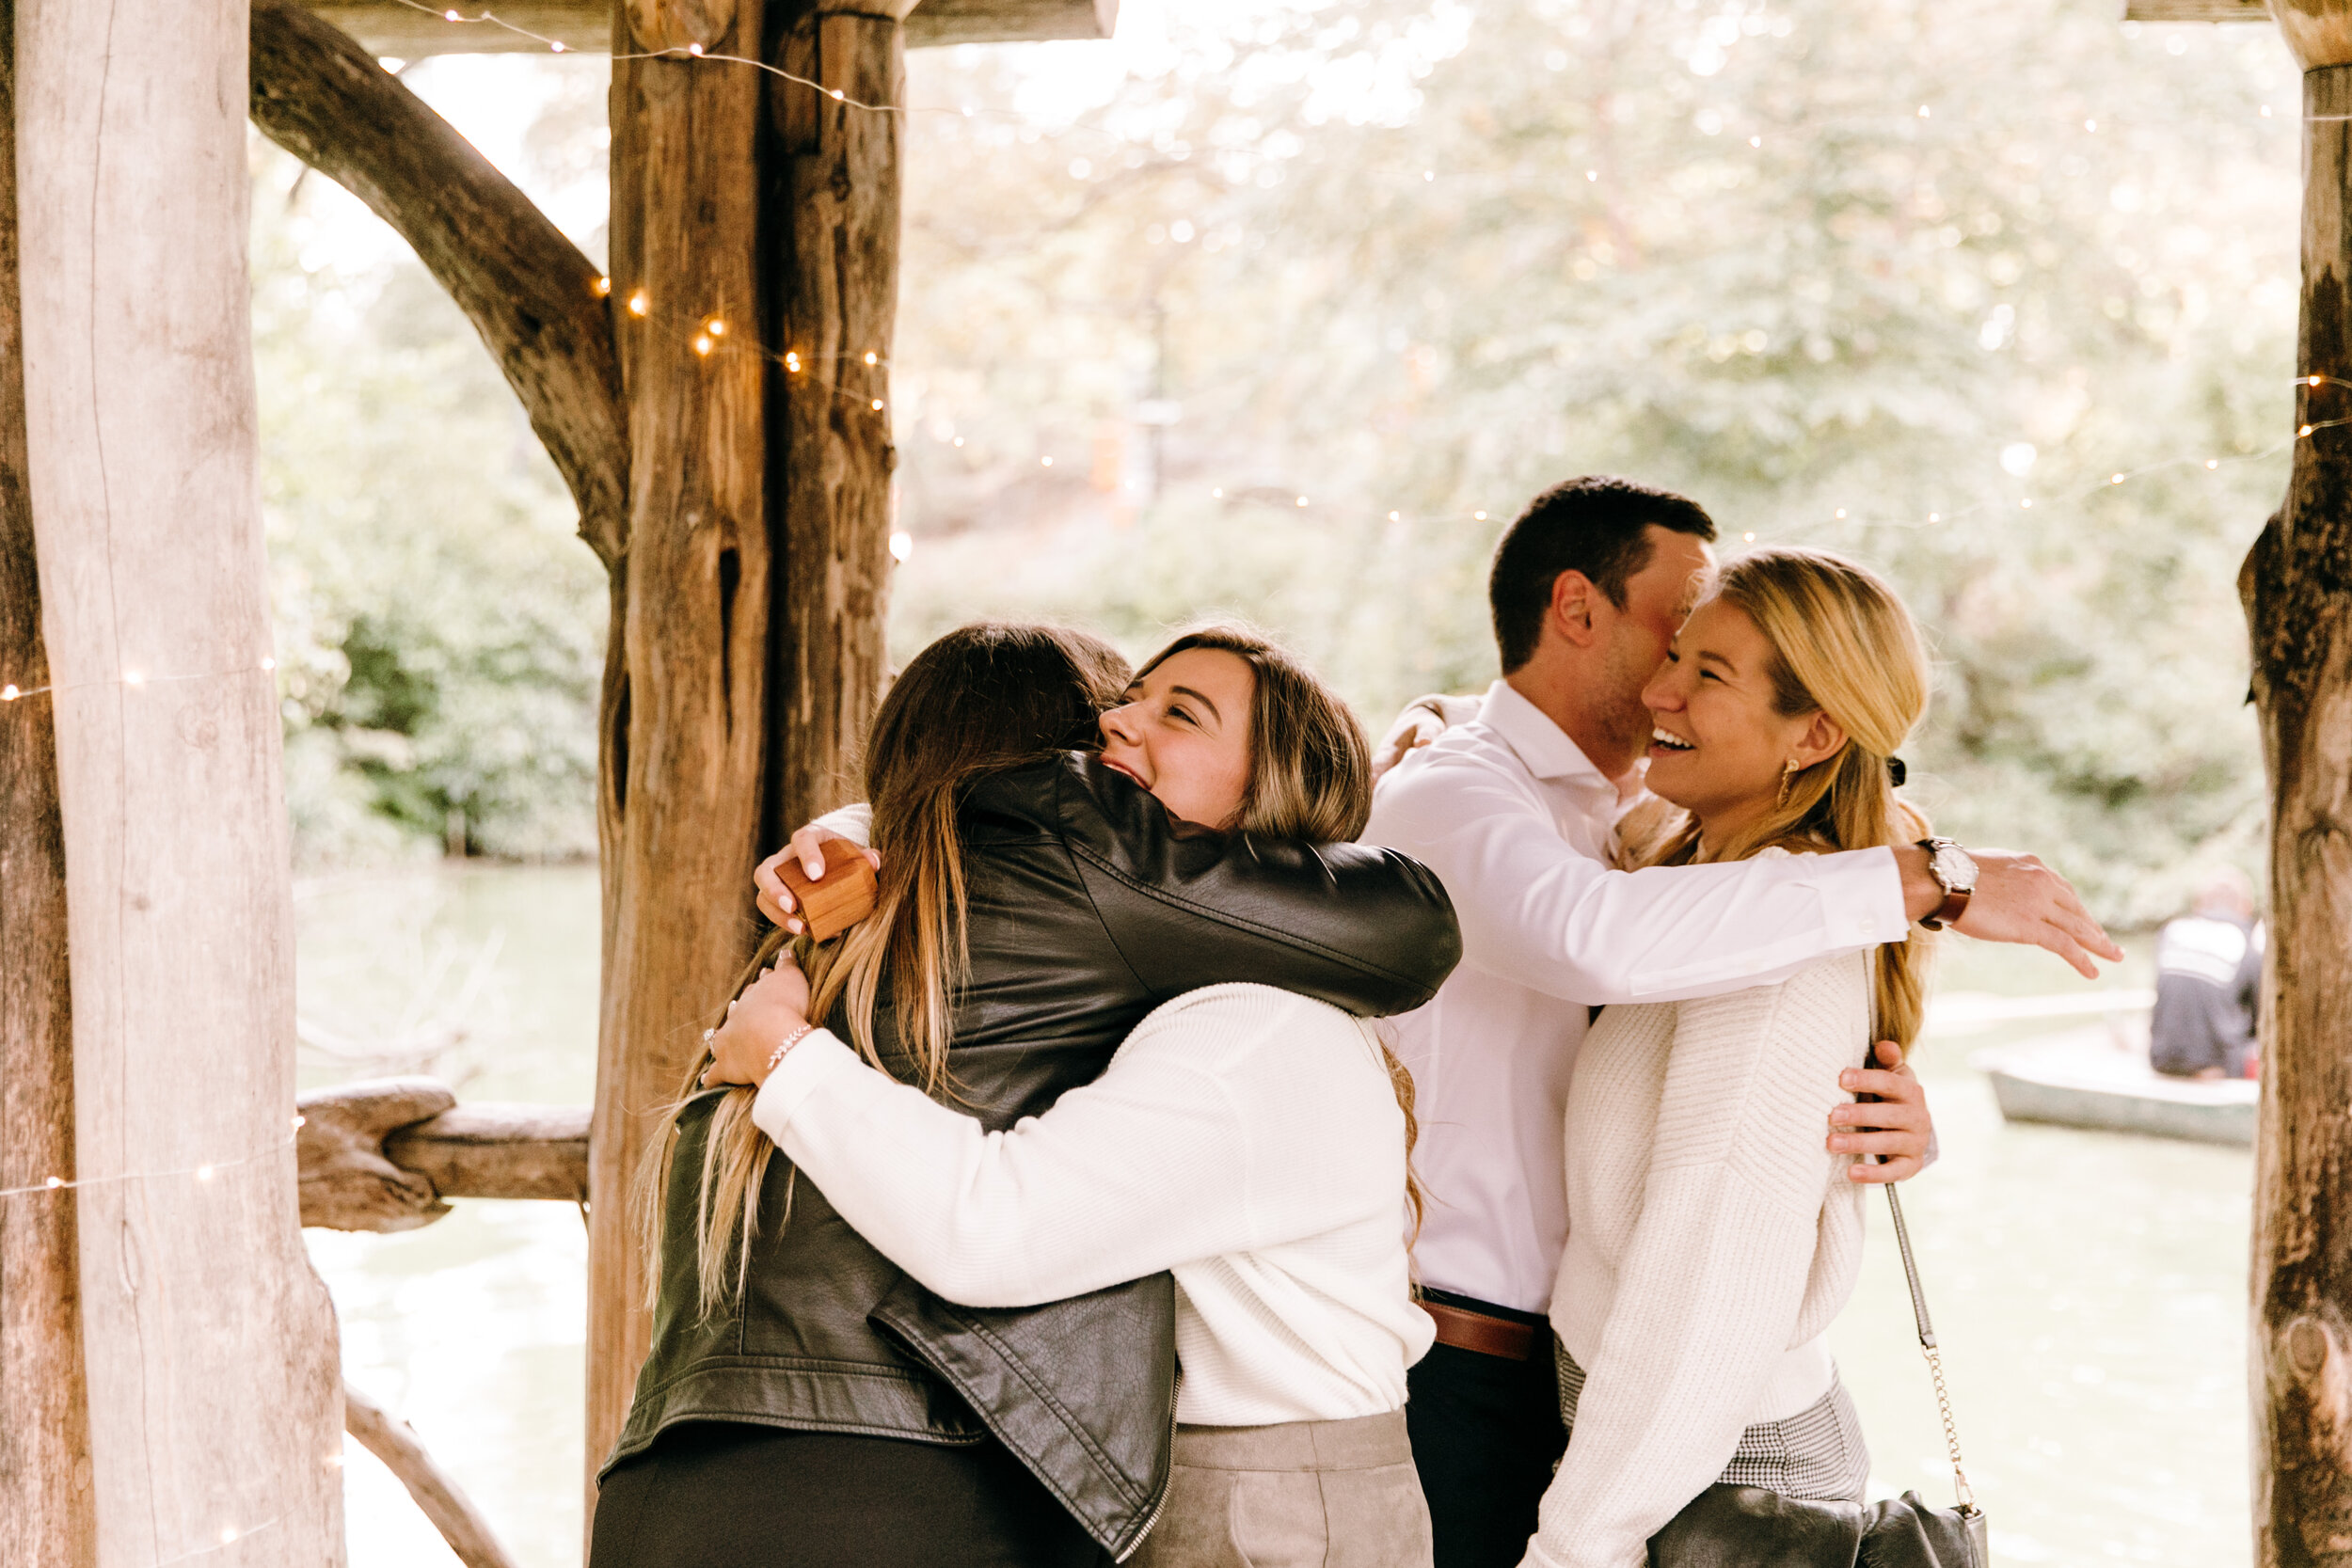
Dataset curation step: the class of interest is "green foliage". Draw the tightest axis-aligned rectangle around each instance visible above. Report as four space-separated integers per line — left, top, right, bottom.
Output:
254 146 606 864
889 0 2301 921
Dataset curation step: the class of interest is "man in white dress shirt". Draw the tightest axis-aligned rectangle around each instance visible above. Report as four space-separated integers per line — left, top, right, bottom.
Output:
1362 476 2121 1568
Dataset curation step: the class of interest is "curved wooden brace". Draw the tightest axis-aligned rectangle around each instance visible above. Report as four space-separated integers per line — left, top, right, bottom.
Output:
343 1380 521 1568
248 0 629 569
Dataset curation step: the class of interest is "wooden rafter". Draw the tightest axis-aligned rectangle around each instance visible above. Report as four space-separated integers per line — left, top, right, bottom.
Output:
2121 0 2265 22
294 0 1117 54
250 0 630 568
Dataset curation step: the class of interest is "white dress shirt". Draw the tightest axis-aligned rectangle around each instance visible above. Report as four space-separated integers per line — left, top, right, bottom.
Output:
1360 680 1909 1313
752 984 1434 1426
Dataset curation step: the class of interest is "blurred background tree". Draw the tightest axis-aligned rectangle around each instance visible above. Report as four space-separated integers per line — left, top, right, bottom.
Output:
254 0 2302 921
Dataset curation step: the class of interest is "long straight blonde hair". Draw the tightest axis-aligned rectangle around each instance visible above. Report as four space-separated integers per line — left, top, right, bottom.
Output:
644 623 1132 1319
1644 548 1938 1051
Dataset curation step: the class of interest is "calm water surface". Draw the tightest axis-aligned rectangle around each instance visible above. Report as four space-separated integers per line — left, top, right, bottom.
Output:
300 866 2249 1568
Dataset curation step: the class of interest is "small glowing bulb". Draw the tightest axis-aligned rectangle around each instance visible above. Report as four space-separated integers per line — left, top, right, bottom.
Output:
594 277 612 297
2110 474 2125 484
443 8 460 19
2021 499 2033 508
871 399 885 411
1213 488 1224 499
785 352 803 372
1748 136 1761 148
1917 105 1931 119
1041 456 1054 467
889 531 914 562
2206 459 2219 469
1 685 17 701
1389 511 1401 522
293 1115 307 1128
2084 119 2097 132
1743 531 1756 542
688 42 705 55
707 319 727 337
1585 169 1598 182
2264 105 2274 118
261 656 277 671
122 671 144 687
864 352 879 367
325 1453 343 1469
44 1176 62 1189
952 436 964 448
1929 513 1941 523
551 40 566 52
1423 170 1435 182
628 291 649 317
2310 375 2325 387
1834 508 1847 519
1474 511 1488 521
2301 424 2316 437
196 1165 215 1181
1296 496 1310 507
219 1529 236 1546
831 88 846 102
694 336 713 356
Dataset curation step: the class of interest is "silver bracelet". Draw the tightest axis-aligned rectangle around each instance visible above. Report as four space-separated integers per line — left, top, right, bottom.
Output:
765 1022 818 1079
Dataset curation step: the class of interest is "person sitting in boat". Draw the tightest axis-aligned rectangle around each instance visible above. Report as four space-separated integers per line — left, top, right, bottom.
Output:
2149 868 2263 1082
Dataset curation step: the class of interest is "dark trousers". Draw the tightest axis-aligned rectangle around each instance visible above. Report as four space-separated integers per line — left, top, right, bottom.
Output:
590 1421 1107 1568
1406 1291 1566 1568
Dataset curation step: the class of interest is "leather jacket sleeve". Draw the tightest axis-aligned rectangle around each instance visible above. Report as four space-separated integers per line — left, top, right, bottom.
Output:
1046 753 1461 1017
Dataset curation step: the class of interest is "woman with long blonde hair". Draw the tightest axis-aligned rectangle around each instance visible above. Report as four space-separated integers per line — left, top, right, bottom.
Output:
1519 547 1937 1568
591 623 1459 1568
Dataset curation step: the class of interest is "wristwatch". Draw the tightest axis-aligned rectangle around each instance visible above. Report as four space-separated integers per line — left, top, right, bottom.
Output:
1916 837 1978 930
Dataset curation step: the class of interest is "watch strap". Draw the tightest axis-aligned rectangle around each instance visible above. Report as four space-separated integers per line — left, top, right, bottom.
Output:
1920 885 1970 931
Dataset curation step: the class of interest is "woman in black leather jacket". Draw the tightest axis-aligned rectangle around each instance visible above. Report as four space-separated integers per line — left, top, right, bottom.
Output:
590 622 1460 1568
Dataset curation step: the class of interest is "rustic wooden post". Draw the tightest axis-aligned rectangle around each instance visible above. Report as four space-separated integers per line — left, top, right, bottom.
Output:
585 0 907 1482
0 0 94 1559
2245 6 2352 1563
15 1 343 1560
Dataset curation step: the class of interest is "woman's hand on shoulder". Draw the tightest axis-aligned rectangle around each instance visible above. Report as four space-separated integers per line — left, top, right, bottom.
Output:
701 958 814 1089
754 825 882 932
1828 1039 1935 1183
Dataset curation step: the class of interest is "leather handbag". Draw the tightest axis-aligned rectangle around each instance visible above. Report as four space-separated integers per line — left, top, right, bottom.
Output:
1647 1186 1991 1568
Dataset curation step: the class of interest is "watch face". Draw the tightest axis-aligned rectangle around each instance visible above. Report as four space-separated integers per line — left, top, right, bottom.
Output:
1932 843 1978 892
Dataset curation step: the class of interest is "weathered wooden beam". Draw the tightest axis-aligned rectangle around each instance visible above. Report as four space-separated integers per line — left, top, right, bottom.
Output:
0 1 93 1560
2122 0 2265 22
295 1079 590 1230
16 0 344 1559
2247 9 2352 1564
291 0 1115 54
250 0 630 568
342 1381 521 1568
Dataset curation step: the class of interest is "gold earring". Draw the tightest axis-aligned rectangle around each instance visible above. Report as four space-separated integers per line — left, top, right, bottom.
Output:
1777 757 1800 808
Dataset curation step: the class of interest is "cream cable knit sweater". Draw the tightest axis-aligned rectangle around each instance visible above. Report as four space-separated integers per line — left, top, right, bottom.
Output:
752 982 1435 1427
1523 856 1871 1568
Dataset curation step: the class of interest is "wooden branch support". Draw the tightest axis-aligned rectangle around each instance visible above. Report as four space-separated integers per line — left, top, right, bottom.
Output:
296 1079 589 1232
292 0 1118 54
342 1380 522 1568
248 0 630 568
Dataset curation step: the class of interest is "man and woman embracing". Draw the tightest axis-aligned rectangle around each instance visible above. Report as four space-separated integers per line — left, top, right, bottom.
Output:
585 476 2119 1568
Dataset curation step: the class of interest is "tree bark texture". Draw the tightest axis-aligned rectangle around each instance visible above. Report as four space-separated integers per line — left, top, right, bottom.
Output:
14 3 344 1562
2246 55 2352 1568
588 0 780 1487
0 0 93 1557
249 0 630 567
767 1 902 832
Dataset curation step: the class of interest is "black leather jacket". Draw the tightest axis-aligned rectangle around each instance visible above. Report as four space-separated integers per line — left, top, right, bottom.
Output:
604 755 1461 1558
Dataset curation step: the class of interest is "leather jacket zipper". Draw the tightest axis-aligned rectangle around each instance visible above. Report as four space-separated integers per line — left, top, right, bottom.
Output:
1113 1366 1182 1563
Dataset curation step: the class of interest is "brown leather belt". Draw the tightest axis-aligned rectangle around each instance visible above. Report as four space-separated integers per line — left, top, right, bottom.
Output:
1422 1299 1538 1362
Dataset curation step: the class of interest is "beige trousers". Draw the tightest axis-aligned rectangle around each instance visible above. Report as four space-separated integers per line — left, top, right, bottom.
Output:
1129 1410 1433 1568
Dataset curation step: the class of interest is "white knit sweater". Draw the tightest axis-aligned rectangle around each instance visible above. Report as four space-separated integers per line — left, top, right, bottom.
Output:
1524 866 1871 1568
751 982 1435 1427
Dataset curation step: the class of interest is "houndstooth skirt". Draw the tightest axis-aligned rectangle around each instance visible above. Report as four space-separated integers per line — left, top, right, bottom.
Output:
1555 1341 1870 1501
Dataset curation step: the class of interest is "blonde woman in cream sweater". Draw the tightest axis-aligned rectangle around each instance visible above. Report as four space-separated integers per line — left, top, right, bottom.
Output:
1520 547 1941 1568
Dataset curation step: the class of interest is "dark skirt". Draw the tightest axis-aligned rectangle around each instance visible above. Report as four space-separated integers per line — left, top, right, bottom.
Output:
589 1421 1108 1568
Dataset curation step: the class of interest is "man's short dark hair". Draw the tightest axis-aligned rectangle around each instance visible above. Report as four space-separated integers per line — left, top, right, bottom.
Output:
1486 476 1718 673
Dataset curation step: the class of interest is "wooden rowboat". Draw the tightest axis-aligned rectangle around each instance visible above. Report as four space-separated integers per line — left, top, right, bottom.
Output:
1970 1026 2257 1148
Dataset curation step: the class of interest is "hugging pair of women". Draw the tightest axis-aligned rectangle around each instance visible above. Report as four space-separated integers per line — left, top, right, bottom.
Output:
586 546 1947 1568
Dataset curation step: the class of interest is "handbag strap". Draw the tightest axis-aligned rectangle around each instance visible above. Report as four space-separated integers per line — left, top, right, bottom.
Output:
1883 1184 1977 1512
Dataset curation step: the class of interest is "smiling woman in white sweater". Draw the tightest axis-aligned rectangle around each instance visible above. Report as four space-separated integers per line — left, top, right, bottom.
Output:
1520 547 1942 1568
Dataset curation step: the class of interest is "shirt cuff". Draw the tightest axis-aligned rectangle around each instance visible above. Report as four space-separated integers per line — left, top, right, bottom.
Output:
814 802 874 848
749 1028 866 1142
1834 844 1910 946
